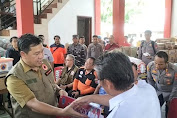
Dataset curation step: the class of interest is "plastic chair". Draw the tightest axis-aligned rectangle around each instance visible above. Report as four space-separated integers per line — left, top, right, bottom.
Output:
54 66 64 81
168 98 177 118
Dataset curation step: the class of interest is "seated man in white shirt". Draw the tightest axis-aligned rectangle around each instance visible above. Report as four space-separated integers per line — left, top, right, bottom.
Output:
73 50 161 118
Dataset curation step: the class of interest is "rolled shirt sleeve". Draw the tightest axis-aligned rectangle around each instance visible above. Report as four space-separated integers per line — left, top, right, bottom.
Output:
147 63 156 88
6 76 35 108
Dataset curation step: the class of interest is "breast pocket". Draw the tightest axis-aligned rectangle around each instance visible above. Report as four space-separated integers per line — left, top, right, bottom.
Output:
142 46 146 53
75 48 81 55
25 79 43 100
147 46 154 55
91 47 95 52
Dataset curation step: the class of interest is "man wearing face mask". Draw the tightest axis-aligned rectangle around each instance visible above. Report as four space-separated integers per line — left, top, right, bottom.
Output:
147 51 177 117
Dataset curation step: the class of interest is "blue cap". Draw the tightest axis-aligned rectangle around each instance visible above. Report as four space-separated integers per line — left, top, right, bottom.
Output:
98 36 101 39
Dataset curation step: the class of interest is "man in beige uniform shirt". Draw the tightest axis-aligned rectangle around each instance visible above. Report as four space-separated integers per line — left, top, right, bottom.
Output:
5 34 87 118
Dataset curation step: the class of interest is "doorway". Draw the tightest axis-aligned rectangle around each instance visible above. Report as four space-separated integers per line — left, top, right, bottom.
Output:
77 16 92 46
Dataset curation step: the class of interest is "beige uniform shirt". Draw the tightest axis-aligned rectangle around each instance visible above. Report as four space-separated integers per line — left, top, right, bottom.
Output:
6 59 40 107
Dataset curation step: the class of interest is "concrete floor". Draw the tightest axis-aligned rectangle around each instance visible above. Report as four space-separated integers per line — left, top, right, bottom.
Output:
0 102 12 118
0 111 11 118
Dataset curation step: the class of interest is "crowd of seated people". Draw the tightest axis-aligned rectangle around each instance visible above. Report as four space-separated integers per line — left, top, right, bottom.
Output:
3 31 177 118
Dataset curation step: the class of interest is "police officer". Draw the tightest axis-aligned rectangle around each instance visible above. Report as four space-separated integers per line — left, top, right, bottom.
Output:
79 36 87 57
147 51 177 117
138 30 158 66
67 35 86 67
87 35 103 59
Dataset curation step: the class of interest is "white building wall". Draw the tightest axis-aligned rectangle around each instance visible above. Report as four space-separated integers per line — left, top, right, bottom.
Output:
48 0 95 46
171 0 177 37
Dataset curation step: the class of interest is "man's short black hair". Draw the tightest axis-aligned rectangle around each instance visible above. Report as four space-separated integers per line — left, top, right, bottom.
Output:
18 34 42 54
131 62 137 70
144 30 152 34
155 51 168 63
38 35 44 37
93 35 98 38
73 35 79 39
79 36 85 39
38 35 44 41
54 35 60 40
10 36 18 43
96 50 134 91
87 57 96 65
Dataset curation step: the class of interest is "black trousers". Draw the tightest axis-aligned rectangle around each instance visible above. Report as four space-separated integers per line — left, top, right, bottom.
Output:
165 103 168 118
68 90 93 98
0 94 2 106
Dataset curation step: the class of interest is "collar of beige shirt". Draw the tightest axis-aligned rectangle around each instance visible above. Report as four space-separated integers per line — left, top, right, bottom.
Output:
20 59 41 73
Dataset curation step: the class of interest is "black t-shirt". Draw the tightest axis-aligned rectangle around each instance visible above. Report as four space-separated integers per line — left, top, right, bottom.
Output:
5 47 20 65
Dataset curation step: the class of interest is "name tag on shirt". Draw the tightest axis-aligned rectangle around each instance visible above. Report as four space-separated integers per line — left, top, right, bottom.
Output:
45 68 52 76
26 78 37 84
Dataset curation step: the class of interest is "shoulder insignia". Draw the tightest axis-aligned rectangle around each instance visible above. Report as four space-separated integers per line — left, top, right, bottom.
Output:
175 73 177 80
42 64 48 71
166 73 172 77
70 71 75 76
153 78 156 82
147 65 150 71
152 70 157 74
166 79 171 85
45 68 52 76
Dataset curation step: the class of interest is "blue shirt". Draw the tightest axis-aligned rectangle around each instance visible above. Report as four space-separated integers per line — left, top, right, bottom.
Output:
99 86 106 95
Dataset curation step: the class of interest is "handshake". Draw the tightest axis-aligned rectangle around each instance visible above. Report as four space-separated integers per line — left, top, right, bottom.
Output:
58 96 102 118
